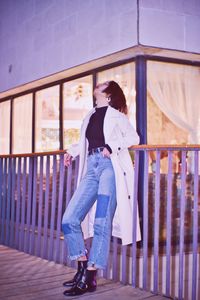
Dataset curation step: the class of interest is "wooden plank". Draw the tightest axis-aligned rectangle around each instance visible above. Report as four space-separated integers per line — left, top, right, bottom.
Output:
0 278 121 300
0 246 167 300
0 269 73 284
0 273 72 292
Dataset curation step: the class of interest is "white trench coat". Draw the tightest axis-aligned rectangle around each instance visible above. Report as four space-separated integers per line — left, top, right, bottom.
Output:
68 106 141 245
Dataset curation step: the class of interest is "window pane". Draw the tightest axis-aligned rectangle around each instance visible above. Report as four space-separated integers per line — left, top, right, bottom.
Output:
35 86 59 152
147 61 191 145
97 62 136 127
63 76 93 149
0 100 10 154
147 61 200 173
13 94 32 154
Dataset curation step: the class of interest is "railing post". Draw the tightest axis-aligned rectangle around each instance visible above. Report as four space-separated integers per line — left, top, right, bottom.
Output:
5 158 12 246
142 150 149 290
62 161 73 266
153 150 161 293
30 156 38 255
19 157 27 251
15 157 21 248
0 158 3 241
10 157 16 247
36 155 44 257
178 151 187 300
55 154 65 263
166 151 173 296
135 56 147 237
192 150 199 300
132 149 140 288
24 156 33 253
48 154 57 261
42 155 50 259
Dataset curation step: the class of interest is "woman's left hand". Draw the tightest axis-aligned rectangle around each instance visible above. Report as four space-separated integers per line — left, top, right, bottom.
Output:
102 147 111 158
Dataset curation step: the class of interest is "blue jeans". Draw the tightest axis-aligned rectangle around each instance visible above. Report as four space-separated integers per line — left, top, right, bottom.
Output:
62 152 117 269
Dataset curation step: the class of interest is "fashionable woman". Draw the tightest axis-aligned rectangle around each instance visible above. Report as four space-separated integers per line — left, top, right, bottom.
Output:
62 80 141 296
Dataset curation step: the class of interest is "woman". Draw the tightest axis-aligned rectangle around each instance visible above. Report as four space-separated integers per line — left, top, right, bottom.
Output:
62 81 141 296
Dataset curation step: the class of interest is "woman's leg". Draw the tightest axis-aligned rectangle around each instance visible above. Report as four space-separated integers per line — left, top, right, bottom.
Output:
88 158 117 270
63 155 116 296
62 167 98 260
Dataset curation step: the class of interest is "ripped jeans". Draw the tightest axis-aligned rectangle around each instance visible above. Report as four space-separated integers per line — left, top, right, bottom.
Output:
62 152 117 270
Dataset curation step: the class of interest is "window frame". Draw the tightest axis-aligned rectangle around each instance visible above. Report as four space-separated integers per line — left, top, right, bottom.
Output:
0 55 200 154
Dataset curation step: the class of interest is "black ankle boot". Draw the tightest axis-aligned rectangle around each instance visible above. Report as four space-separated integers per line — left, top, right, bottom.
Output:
63 260 88 287
63 269 97 296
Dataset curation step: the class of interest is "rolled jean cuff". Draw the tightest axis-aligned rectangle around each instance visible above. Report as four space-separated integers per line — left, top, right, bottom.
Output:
68 248 88 261
87 261 105 270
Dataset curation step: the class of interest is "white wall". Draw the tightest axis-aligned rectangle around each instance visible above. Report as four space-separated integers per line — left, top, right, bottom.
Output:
139 0 200 52
0 0 138 92
0 0 200 94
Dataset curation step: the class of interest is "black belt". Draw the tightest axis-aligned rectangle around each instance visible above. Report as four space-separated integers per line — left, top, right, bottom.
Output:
88 147 104 156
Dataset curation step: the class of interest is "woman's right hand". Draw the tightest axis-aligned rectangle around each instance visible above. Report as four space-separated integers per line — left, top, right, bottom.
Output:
64 152 72 167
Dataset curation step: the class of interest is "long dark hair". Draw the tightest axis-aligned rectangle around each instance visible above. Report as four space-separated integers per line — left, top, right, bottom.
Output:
103 81 128 114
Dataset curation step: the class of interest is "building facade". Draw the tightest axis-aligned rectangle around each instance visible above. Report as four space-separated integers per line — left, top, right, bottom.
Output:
0 0 200 162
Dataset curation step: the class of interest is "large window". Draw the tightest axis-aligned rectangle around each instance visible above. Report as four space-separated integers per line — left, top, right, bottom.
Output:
12 94 32 154
147 61 200 173
1 59 200 158
0 100 10 154
97 62 136 127
35 86 59 152
63 76 93 150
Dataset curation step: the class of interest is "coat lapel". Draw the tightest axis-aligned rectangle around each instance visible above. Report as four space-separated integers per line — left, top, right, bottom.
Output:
103 106 119 142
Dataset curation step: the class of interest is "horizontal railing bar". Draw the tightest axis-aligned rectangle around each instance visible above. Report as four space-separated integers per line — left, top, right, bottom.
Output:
0 150 66 158
1 144 200 158
129 145 200 150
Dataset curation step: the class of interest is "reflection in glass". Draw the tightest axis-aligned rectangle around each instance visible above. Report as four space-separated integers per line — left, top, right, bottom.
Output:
0 100 10 154
13 94 32 154
97 63 136 128
63 76 93 149
35 86 59 152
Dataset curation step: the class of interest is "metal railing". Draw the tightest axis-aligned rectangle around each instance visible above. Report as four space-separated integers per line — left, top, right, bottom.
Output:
0 145 199 300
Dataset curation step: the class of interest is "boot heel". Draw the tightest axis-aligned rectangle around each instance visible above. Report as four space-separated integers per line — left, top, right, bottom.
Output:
88 286 96 292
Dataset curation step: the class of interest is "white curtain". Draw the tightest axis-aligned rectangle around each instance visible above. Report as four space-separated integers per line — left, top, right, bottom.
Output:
0 101 10 154
13 94 33 154
35 86 59 152
147 61 200 144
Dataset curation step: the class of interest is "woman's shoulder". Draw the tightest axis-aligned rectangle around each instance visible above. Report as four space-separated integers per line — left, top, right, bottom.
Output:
83 107 96 119
108 106 129 122
108 106 124 117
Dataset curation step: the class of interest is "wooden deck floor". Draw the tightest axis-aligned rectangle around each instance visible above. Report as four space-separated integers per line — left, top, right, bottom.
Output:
0 245 168 300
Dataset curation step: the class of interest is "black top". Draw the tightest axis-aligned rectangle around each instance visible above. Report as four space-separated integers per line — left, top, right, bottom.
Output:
86 106 112 153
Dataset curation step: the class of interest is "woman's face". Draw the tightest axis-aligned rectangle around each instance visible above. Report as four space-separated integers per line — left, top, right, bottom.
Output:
93 81 110 98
